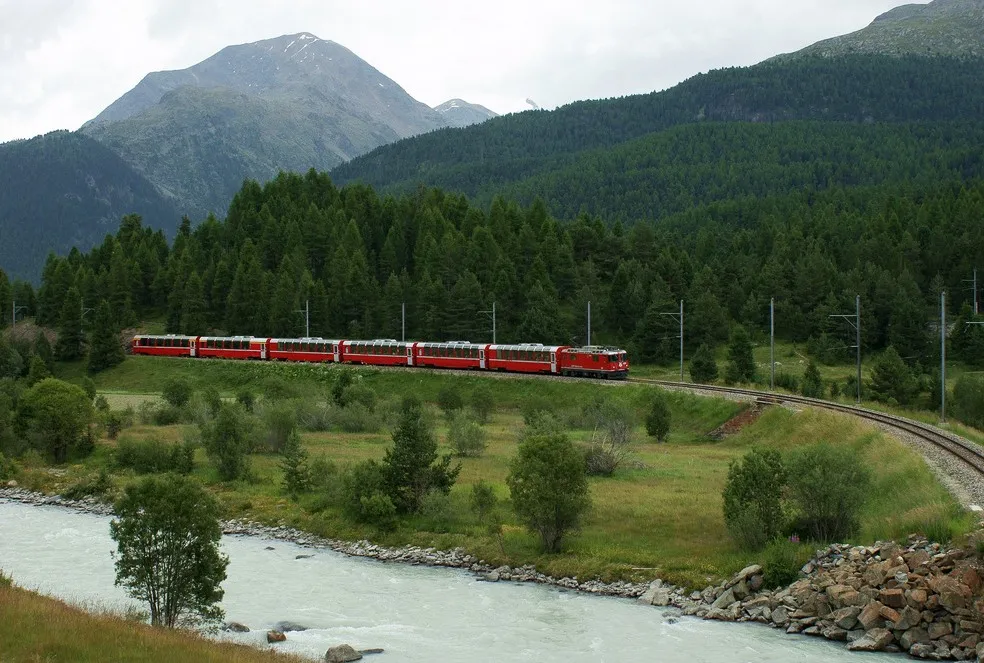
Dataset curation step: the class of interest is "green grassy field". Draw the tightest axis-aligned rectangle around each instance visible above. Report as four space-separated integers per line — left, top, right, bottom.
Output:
14 354 969 588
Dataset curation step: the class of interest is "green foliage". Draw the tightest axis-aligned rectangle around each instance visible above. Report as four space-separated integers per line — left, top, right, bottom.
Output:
507 433 591 553
200 403 251 481
342 460 396 528
331 370 353 407
115 437 195 475
54 287 84 361
470 382 495 424
785 442 871 543
261 402 297 453
722 448 786 551
761 540 808 589
87 300 125 374
200 387 222 417
447 412 488 458
34 331 53 371
645 391 671 442
279 428 310 499
0 451 16 481
16 378 94 463
868 346 916 406
79 377 97 402
774 372 800 392
235 389 255 413
161 378 192 408
25 355 51 386
382 396 461 514
110 474 228 628
725 326 756 385
436 384 464 419
688 343 719 383
801 360 824 399
583 398 635 476
105 411 127 440
62 468 113 500
470 480 498 523
951 374 984 429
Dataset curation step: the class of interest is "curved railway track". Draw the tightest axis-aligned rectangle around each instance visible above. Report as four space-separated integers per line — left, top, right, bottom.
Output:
628 377 984 479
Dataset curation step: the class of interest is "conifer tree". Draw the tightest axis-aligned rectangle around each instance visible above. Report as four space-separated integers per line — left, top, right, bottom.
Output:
801 359 824 398
88 300 125 374
34 331 54 371
280 428 310 499
180 272 208 336
725 325 756 384
689 343 719 383
55 287 84 361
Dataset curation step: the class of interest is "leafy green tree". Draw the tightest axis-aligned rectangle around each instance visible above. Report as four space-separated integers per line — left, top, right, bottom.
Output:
87 301 126 374
725 325 756 384
447 412 488 457
0 337 23 379
382 396 461 514
952 374 984 429
201 403 251 481
722 448 786 551
436 383 463 419
645 391 671 442
507 433 590 553
16 378 93 463
689 343 719 383
162 378 193 408
470 382 495 424
54 287 84 361
785 442 870 542
34 331 54 371
110 474 228 628
470 480 498 523
25 354 51 386
801 360 824 398
280 428 310 498
868 346 916 405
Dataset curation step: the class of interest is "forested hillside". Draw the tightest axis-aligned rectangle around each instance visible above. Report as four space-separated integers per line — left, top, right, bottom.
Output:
0 131 177 281
24 171 984 372
331 56 984 206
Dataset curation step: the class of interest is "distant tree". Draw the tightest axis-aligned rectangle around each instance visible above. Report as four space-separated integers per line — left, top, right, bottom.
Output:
645 391 671 442
88 301 126 374
951 374 984 429
162 377 193 408
470 382 495 424
34 331 54 371
54 287 84 361
110 474 228 628
689 343 719 383
0 337 23 379
507 433 590 553
447 412 488 457
436 383 463 419
785 442 870 542
722 448 786 551
584 398 635 475
280 428 310 499
470 480 498 523
725 325 756 384
16 378 93 463
801 360 824 398
200 403 250 481
25 354 51 386
868 346 916 405
180 272 209 336
382 396 460 514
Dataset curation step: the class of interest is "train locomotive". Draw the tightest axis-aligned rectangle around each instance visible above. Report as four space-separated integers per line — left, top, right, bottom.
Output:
131 335 630 379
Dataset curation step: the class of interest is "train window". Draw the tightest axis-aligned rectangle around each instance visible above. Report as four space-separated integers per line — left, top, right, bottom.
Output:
593 354 599 362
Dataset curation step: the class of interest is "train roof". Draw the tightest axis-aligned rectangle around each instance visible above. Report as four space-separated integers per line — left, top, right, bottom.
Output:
414 341 487 348
342 339 411 345
271 337 342 344
489 343 564 352
565 346 627 353
132 334 198 339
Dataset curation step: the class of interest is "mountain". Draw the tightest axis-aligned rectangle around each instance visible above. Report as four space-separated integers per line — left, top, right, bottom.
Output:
433 99 498 128
0 131 177 281
81 33 449 216
780 0 984 58
330 55 984 204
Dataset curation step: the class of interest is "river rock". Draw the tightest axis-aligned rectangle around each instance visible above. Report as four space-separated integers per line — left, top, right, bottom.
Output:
5 480 16 488
325 644 363 662
846 627 893 652
267 630 287 643
223 621 250 632
899 627 930 650
274 621 308 632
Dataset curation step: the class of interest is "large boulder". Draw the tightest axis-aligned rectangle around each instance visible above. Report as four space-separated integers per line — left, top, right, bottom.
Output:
223 621 250 632
267 631 287 643
274 621 308 632
846 627 894 652
325 644 363 663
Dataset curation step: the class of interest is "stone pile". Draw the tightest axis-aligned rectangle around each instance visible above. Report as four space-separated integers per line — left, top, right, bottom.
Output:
662 538 984 661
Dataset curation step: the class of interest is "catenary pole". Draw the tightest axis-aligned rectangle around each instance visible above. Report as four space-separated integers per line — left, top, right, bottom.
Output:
941 291 946 423
770 297 775 391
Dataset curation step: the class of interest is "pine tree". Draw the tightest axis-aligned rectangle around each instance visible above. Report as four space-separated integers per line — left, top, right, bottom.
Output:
280 428 310 499
180 272 208 336
801 360 824 398
55 287 84 361
34 331 54 371
725 325 756 384
869 346 916 405
689 343 719 383
88 300 125 374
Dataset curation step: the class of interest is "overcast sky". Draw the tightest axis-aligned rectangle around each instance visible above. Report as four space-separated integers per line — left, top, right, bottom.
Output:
0 0 924 144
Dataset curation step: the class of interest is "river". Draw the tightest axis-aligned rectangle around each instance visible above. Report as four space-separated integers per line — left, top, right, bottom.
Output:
0 500 885 662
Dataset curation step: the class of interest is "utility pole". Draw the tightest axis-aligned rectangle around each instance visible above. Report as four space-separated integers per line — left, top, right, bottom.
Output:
587 301 591 347
963 269 979 315
661 300 684 381
480 302 497 344
770 297 775 391
11 300 26 326
401 302 405 342
941 291 946 423
294 300 310 337
830 295 861 404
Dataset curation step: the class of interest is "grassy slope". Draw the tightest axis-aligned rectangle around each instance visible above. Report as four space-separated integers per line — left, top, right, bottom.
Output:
32 355 971 588
0 582 307 663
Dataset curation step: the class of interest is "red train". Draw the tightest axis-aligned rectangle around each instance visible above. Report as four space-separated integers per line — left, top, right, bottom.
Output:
131 335 630 379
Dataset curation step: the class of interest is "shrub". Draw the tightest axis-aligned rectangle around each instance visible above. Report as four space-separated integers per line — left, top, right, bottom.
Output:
115 437 195 475
343 383 377 411
331 370 354 406
583 444 620 477
261 402 297 453
774 372 799 392
161 378 192 408
447 412 488 457
307 454 338 491
280 428 310 498
645 391 671 442
200 403 251 481
725 325 756 384
235 389 255 412
0 452 16 480
519 410 565 443
762 539 808 589
722 448 786 551
151 404 183 426
689 343 718 383
342 460 392 525
260 376 297 401
201 387 222 417
952 374 984 429
80 377 97 402
437 384 463 419
418 490 456 533
93 395 110 412
868 346 916 406
785 442 870 543
801 360 824 398
105 411 127 440
62 468 113 500
471 383 495 424
331 402 382 433
470 480 498 523
521 395 556 426
359 491 398 531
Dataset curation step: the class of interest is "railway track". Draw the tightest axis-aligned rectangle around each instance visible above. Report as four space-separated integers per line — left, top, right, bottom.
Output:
628 377 984 479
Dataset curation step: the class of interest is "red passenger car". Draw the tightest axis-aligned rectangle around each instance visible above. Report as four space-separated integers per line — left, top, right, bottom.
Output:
197 336 266 360
340 339 414 367
486 344 564 374
268 338 340 363
558 347 629 378
413 341 487 370
131 335 197 357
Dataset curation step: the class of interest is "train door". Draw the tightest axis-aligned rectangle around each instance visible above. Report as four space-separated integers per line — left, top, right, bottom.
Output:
407 345 414 367
480 348 486 369
334 343 341 363
190 338 197 358
550 351 557 374
260 342 267 360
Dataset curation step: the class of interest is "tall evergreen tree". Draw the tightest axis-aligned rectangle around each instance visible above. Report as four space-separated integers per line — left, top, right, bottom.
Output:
725 325 756 384
181 272 209 336
88 300 125 373
54 287 84 361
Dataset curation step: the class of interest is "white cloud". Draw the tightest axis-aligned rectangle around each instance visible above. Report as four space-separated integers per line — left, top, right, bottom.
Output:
0 0 924 143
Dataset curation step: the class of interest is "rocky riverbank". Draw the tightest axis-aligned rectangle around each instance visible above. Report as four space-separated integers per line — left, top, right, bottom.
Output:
4 486 983 660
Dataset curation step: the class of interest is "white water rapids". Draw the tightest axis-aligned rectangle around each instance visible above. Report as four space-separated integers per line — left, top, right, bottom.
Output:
0 500 886 662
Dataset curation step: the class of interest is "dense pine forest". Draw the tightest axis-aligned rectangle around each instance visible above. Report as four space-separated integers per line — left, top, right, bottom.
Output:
3 169 982 375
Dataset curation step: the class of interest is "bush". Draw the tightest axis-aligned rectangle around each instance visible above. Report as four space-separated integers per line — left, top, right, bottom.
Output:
105 411 127 439
80 377 97 402
151 404 184 426
801 360 824 398
762 539 808 589
201 387 222 417
470 480 497 522
774 371 799 392
437 384 463 419
359 491 398 531
115 437 195 475
645 391 671 442
583 444 620 477
343 383 377 411
689 343 719 383
447 413 488 457
952 374 984 429
261 402 297 453
418 490 456 533
161 378 192 408
0 452 17 480
62 469 113 500
471 383 495 424
260 376 298 401
331 403 382 433
785 442 870 543
200 403 251 481
521 395 556 426
342 460 393 525
235 390 255 413
307 455 338 491
722 448 786 551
